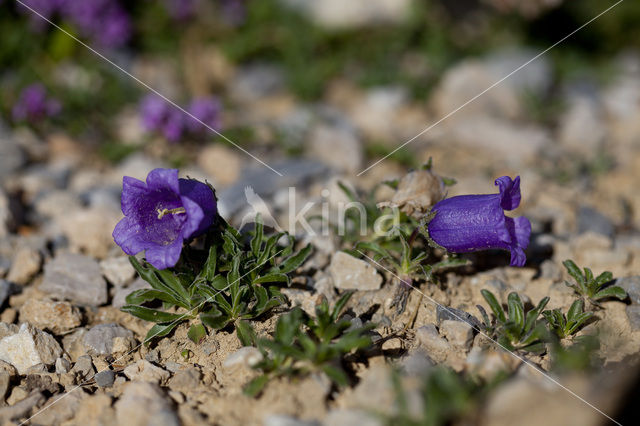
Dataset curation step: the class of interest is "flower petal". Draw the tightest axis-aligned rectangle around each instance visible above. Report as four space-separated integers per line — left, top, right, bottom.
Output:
505 216 531 267
145 238 183 270
179 178 217 237
121 176 148 216
146 168 180 193
495 176 521 211
112 216 147 255
179 195 205 239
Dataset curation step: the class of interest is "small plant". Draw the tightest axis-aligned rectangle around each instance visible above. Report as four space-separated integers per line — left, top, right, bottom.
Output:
122 217 311 344
477 290 549 354
562 260 626 303
543 299 594 339
382 367 488 426
243 292 373 396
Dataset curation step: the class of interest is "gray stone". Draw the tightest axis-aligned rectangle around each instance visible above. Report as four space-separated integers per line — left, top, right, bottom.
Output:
0 323 63 374
264 415 319 426
436 305 481 329
281 0 411 28
28 389 86 425
167 367 201 393
95 370 116 388
0 392 45 423
308 123 363 174
55 357 71 374
614 276 640 304
577 206 615 239
6 246 41 285
58 207 121 259
124 360 170 384
71 355 94 381
415 324 450 363
439 320 474 350
100 256 135 286
230 63 285 101
19 299 83 334
115 382 179 426
399 350 434 377
625 305 640 330
0 189 10 239
40 253 108 306
0 130 26 180
83 323 134 355
329 252 383 291
323 409 382 426
223 347 263 370
112 278 150 309
558 95 605 157
217 159 327 217
0 280 11 308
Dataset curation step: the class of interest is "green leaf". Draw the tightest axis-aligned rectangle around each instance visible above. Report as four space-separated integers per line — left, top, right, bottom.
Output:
244 375 270 397
129 257 188 307
121 305 189 323
278 244 312 274
563 260 586 289
321 364 348 387
567 299 584 321
124 289 183 306
144 322 179 344
507 293 525 330
331 292 353 323
524 297 549 333
253 273 289 285
250 214 265 257
592 286 627 301
481 290 506 323
236 320 256 346
198 245 217 282
594 271 614 287
200 308 231 330
187 323 207 344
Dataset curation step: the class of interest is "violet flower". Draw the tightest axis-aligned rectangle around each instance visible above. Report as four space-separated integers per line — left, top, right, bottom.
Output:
140 95 185 142
58 0 132 48
113 168 217 269
12 84 61 123
162 0 197 21
427 176 531 267
186 97 222 133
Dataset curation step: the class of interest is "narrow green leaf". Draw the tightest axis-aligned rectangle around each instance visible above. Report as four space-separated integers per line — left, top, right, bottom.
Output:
524 297 549 333
236 320 256 346
594 271 614 287
481 290 506 323
250 215 264 257
125 289 182 306
253 273 289 285
563 259 585 287
592 286 627 301
278 244 312 274
244 375 270 397
144 322 179 344
507 293 525 331
121 305 188 323
321 364 348 387
331 292 354 323
187 323 207 344
198 245 217 282
200 308 231 329
567 299 584 321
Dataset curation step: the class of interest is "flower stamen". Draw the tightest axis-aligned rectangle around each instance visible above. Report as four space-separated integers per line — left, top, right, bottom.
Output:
157 207 186 219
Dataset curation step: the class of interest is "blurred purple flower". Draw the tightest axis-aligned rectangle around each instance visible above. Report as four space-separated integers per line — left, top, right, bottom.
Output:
221 0 246 26
12 84 61 123
162 0 197 20
113 168 217 269
186 97 222 133
427 176 531 267
60 0 132 48
17 0 66 30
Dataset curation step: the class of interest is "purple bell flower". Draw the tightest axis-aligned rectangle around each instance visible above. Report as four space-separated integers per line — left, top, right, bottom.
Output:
112 168 217 269
427 176 531 267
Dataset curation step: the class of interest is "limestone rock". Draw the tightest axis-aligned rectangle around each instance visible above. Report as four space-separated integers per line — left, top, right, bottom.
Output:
40 253 108 306
82 323 135 356
114 382 179 426
100 256 135 287
0 323 63 374
7 247 41 285
329 252 383 291
19 299 82 334
124 360 170 385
